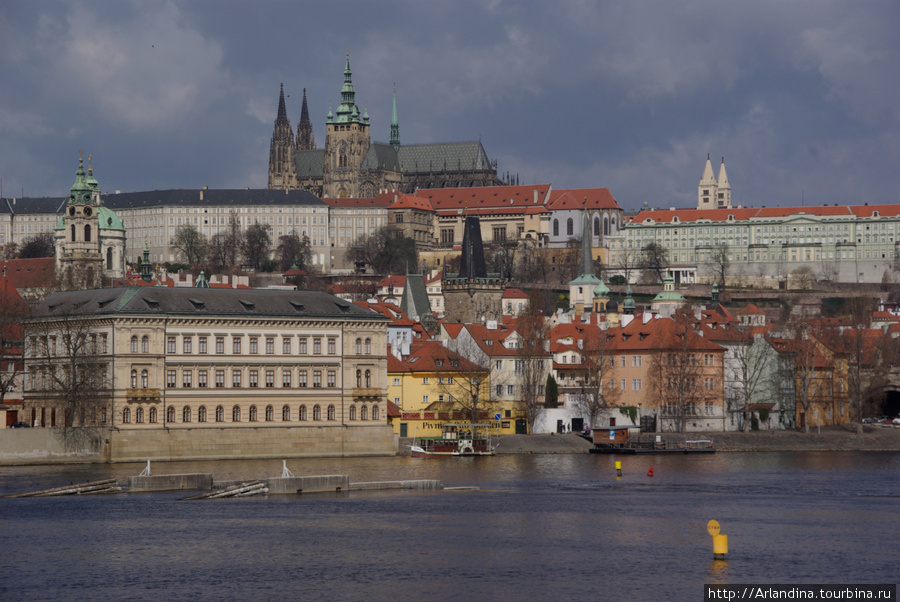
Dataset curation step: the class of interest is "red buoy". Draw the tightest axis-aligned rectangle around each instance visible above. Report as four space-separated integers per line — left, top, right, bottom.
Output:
647 467 654 477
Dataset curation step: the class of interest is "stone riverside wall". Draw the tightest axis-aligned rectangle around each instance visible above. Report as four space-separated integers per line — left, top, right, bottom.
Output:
109 424 397 463
0 429 105 465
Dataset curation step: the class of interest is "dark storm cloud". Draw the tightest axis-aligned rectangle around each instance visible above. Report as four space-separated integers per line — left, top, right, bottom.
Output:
0 0 897 211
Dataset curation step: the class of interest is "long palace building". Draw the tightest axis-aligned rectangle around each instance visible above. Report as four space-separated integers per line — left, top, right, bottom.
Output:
23 286 395 461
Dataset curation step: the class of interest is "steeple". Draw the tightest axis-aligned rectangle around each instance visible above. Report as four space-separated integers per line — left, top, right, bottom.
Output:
334 50 362 124
267 83 296 189
579 207 593 277
390 84 400 152
716 157 731 208
68 151 92 206
296 88 316 150
698 153 718 209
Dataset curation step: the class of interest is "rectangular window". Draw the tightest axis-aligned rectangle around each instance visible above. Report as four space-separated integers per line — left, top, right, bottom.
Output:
198 370 208 388
265 370 274 388
299 338 307 354
266 338 274 354
620 379 626 391
249 370 259 388
298 370 308 387
496 384 503 397
233 337 241 354
422 395 428 404
328 338 336 354
183 370 192 388
216 337 224 354
282 370 291 387
313 370 322 388
507 385 515 395
215 370 224 388
632 355 642 367
423 377 429 385
327 370 336 387
283 338 291 354
167 370 176 388
198 336 207 354
621 356 626 367
183 337 192 354
392 377 401 386
249 337 258 354
167 337 176 354
313 339 322 354
232 370 242 388
632 378 642 391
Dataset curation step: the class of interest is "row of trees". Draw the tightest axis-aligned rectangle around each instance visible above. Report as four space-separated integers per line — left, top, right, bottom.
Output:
1 232 56 260
170 223 312 273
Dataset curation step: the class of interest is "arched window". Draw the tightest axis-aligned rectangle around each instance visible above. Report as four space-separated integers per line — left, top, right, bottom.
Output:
313 405 321 421
327 405 336 421
356 370 362 388
106 247 113 270
566 218 573 236
141 370 148 388
553 219 559 237
249 405 258 422
610 216 617 233
183 406 191 423
372 405 380 421
84 224 91 242
70 225 76 242
299 405 307 421
141 336 149 353
282 405 291 421
197 406 206 422
130 336 138 353
603 215 610 236
149 407 158 423
232 406 241 422
122 407 131 423
265 405 274 421
166 406 175 423
135 407 144 423
365 370 371 387
355 338 362 354
594 217 600 236
365 338 371 354
130 369 137 388
349 405 357 420
215 406 224 422
361 405 368 421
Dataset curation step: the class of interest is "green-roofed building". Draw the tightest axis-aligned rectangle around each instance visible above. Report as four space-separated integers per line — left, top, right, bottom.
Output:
268 52 506 198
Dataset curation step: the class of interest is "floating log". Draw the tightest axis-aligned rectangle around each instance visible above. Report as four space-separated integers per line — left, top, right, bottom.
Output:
3 478 119 498
181 481 267 500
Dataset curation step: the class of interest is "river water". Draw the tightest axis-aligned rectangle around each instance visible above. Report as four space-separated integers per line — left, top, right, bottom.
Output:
1 452 898 601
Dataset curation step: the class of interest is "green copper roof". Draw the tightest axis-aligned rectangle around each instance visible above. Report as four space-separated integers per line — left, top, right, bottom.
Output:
593 279 610 298
67 153 93 206
623 284 636 311
330 52 365 125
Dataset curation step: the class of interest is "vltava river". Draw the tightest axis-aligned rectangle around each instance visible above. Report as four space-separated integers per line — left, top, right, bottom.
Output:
1 452 898 600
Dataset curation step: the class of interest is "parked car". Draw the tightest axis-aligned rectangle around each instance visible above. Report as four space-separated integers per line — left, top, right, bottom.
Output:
892 417 900 425
9 422 30 428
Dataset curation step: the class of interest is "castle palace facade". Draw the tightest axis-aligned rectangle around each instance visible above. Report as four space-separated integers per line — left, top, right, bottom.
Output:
267 53 505 198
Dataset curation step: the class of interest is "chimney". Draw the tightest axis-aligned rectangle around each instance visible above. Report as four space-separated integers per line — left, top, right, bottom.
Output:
643 312 651 324
533 189 538 204
199 190 204 201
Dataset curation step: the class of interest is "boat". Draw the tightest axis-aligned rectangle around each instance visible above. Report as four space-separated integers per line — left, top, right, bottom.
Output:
410 423 499 457
588 425 715 454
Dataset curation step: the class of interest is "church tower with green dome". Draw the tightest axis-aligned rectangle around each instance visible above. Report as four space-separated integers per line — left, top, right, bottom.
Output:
55 152 126 288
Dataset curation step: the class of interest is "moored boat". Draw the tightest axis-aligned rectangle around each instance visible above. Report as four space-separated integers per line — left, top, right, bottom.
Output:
411 423 499 457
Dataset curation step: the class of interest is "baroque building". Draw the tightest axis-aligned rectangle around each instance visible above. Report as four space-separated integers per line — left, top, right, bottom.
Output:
53 153 126 289
268 52 504 198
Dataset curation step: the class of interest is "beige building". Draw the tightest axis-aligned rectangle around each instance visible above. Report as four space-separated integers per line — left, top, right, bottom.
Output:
23 287 395 461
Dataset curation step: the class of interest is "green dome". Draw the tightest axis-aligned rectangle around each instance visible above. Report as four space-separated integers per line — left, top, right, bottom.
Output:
593 279 610 298
97 206 124 230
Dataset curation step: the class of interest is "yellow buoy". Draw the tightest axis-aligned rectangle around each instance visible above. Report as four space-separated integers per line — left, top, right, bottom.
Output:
707 520 728 560
615 461 622 477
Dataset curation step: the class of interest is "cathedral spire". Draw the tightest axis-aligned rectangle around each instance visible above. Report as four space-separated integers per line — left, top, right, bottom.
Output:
276 83 289 124
716 157 731 208
698 153 718 209
390 83 400 152
335 50 362 124
579 205 593 277
296 88 316 150
268 83 296 189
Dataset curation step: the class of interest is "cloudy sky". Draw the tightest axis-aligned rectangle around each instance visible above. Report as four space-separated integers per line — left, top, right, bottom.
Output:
1 0 897 212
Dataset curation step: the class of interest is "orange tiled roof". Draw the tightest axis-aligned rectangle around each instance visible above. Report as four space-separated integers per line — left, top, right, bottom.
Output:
546 188 621 211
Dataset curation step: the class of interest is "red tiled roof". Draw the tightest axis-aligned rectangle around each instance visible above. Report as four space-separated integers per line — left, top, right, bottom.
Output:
628 203 900 225
321 196 392 208
546 188 621 211
389 194 435 211
419 184 551 211
0 257 55 289
737 303 764 315
502 287 529 299
377 275 406 289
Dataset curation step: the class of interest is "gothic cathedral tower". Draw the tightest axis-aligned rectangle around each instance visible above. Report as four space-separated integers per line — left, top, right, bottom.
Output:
268 84 297 189
296 88 316 151
698 154 732 210
323 52 371 198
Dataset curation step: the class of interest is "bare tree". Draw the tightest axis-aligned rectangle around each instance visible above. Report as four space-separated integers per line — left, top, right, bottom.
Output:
572 324 621 429
18 232 55 259
435 337 493 425
647 314 719 432
347 226 417 275
276 233 313 272
779 322 826 433
614 248 640 285
0 283 27 406
515 304 550 433
25 311 112 448
639 242 669 283
241 223 272 270
171 225 208 266
709 243 730 288
728 327 776 431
